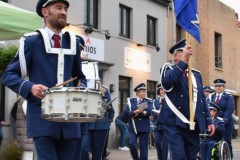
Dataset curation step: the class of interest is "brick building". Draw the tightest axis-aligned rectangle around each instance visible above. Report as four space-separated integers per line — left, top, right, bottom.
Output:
168 0 240 130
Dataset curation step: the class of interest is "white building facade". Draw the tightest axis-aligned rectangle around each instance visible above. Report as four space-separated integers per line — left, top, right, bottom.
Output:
1 0 170 147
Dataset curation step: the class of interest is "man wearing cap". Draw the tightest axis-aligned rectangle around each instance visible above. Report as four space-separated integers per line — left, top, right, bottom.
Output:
152 84 169 160
210 78 234 158
124 83 153 160
200 102 225 160
1 0 87 159
160 39 215 160
203 86 212 102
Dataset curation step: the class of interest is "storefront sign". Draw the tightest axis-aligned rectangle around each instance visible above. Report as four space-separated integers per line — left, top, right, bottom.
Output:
81 36 104 61
124 47 151 72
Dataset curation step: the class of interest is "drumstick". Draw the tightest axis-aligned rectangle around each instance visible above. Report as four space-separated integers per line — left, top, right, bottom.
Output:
53 77 78 88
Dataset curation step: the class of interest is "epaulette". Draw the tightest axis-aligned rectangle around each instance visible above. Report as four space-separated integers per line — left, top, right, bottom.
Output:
217 117 224 121
145 97 152 101
101 85 109 90
192 68 201 73
23 31 39 38
224 91 232 95
145 97 152 100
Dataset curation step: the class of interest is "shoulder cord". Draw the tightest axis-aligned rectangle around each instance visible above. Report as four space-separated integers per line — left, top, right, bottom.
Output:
160 63 174 92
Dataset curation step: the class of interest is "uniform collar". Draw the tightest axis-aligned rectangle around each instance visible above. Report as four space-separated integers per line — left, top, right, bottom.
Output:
45 27 63 41
216 92 223 98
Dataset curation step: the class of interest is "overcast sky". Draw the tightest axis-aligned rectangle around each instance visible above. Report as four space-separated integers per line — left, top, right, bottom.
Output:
219 0 240 19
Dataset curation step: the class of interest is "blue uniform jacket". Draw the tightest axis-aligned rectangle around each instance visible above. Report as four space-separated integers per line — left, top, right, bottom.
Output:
88 89 111 130
1 32 87 139
124 97 153 133
210 92 234 125
160 61 213 132
210 117 225 142
152 97 164 131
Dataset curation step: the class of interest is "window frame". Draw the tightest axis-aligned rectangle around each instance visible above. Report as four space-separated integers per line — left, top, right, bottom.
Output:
214 32 222 69
119 4 131 39
147 80 157 99
85 0 98 29
147 15 157 46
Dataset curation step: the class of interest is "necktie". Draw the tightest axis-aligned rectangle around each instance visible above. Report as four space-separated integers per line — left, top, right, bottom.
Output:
138 99 142 104
183 71 188 81
160 97 164 104
52 34 61 48
215 95 220 104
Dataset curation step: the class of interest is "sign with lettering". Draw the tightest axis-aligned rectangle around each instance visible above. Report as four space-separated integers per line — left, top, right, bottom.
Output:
81 36 104 61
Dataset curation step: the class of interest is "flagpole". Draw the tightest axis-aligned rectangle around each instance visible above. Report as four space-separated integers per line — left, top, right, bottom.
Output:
185 33 195 130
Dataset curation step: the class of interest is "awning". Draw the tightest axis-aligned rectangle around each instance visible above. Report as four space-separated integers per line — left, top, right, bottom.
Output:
0 1 41 40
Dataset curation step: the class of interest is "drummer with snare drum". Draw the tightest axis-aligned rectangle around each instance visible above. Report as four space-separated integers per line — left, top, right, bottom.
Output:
1 0 87 159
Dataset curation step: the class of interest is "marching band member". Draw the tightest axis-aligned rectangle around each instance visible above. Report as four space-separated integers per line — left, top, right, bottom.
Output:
1 0 87 159
152 84 168 160
124 83 153 160
200 102 225 160
209 79 234 158
81 85 112 160
159 39 214 160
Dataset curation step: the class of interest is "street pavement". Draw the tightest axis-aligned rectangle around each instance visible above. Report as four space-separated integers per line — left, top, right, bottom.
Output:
106 137 240 160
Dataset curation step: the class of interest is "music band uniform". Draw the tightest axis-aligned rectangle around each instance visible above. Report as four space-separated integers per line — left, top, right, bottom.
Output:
200 102 225 160
1 0 87 159
159 39 213 160
81 86 111 160
124 83 153 160
210 79 234 158
152 84 168 160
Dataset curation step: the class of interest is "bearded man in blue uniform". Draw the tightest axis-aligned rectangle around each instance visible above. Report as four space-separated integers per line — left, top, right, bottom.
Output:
1 0 87 159
210 79 234 158
159 39 215 160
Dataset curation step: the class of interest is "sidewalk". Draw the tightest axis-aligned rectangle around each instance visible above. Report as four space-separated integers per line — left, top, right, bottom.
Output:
106 137 240 160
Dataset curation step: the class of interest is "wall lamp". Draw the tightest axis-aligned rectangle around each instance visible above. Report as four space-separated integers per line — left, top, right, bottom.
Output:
137 43 160 52
137 43 144 47
155 44 160 52
109 84 115 93
105 31 111 40
85 26 93 34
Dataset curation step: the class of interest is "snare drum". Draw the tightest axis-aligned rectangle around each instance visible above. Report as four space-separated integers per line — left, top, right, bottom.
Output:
41 87 104 122
82 62 100 90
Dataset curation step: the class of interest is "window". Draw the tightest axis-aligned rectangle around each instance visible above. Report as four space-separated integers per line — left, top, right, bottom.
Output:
215 32 222 68
84 0 98 29
176 24 184 42
118 76 131 113
147 15 157 46
119 4 131 38
147 80 157 99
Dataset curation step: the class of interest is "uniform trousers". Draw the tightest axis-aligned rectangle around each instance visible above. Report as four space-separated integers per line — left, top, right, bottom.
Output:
33 136 78 160
154 130 168 160
73 137 83 160
224 122 233 158
163 125 199 160
129 132 149 160
81 130 108 160
200 140 217 160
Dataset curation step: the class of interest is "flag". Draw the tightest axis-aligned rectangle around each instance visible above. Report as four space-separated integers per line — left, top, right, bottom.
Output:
174 0 201 43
